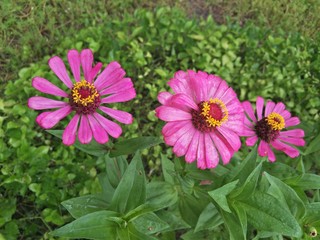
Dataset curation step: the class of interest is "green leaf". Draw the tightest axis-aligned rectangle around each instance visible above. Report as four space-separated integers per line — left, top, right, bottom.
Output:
105 155 128 189
285 173 320 189
228 145 258 184
240 191 302 238
161 154 175 184
98 173 115 204
146 182 178 211
303 202 320 225
110 136 163 157
50 210 119 239
265 173 306 219
231 163 262 200
208 180 239 213
220 210 245 240
157 209 190 231
110 152 146 214
132 212 169 235
61 194 109 219
304 133 320 155
46 130 109 156
194 203 223 232
232 203 247 239
127 223 158 240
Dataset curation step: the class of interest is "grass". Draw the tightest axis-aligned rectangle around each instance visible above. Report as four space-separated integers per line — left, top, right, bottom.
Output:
1 0 320 85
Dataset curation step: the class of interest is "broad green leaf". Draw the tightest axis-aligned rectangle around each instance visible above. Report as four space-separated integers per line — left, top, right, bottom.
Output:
128 223 158 240
265 173 306 219
98 173 115 204
105 155 128 189
46 130 109 157
231 163 262 200
304 133 320 155
208 180 239 213
240 191 302 238
228 145 258 184
285 173 320 189
146 182 178 210
232 203 247 239
161 154 175 184
50 210 119 239
220 210 245 240
110 136 163 157
303 202 320 225
124 204 154 222
157 209 190 231
61 194 109 219
181 229 216 240
132 212 169 235
194 203 223 232
110 152 146 214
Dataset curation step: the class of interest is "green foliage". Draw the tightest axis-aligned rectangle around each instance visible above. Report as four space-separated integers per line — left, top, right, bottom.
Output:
1 5 320 240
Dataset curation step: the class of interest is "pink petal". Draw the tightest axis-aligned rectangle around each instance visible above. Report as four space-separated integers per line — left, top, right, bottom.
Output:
213 80 228 99
246 136 258 146
36 105 72 129
101 88 136 104
28 96 68 110
158 91 173 105
94 63 125 91
258 141 269 157
220 88 237 105
173 127 196 157
204 133 219 169
278 136 305 146
87 114 109 144
185 130 200 163
207 74 223 98
93 112 122 138
168 71 193 97
90 62 103 81
242 101 257 123
162 121 188 138
256 96 264 121
168 93 199 111
196 133 206 169
67 49 81 82
155 106 192 122
280 129 304 138
216 126 241 151
273 102 286 113
279 110 291 120
48 56 73 89
62 114 80 146
241 128 256 137
99 78 133 96
164 122 194 146
78 115 93 144
32 77 69 97
271 140 300 158
210 132 232 165
81 49 94 83
285 117 300 127
99 106 133 124
264 100 275 117
189 70 208 102
267 145 276 162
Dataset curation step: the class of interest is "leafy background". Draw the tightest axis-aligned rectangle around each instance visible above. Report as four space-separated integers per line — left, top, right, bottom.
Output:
1 0 320 239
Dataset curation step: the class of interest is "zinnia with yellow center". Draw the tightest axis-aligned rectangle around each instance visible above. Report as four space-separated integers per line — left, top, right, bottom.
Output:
242 96 305 162
28 49 136 145
155 70 244 169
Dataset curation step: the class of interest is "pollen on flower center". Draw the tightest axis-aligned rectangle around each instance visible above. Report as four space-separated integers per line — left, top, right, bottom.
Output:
191 98 228 132
69 80 101 114
266 112 285 130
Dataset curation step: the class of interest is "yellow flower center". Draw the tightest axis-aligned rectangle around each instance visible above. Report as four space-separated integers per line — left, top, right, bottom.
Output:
266 112 285 130
200 98 228 127
71 80 99 107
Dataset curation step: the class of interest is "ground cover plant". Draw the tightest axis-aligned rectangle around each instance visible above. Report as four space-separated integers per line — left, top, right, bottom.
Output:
1 5 320 240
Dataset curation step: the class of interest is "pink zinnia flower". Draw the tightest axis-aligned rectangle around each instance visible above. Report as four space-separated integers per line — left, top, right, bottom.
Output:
28 49 136 145
242 96 305 161
155 70 244 169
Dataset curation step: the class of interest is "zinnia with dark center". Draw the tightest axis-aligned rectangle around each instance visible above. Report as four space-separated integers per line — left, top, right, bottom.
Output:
242 96 305 161
28 49 136 145
155 70 244 169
